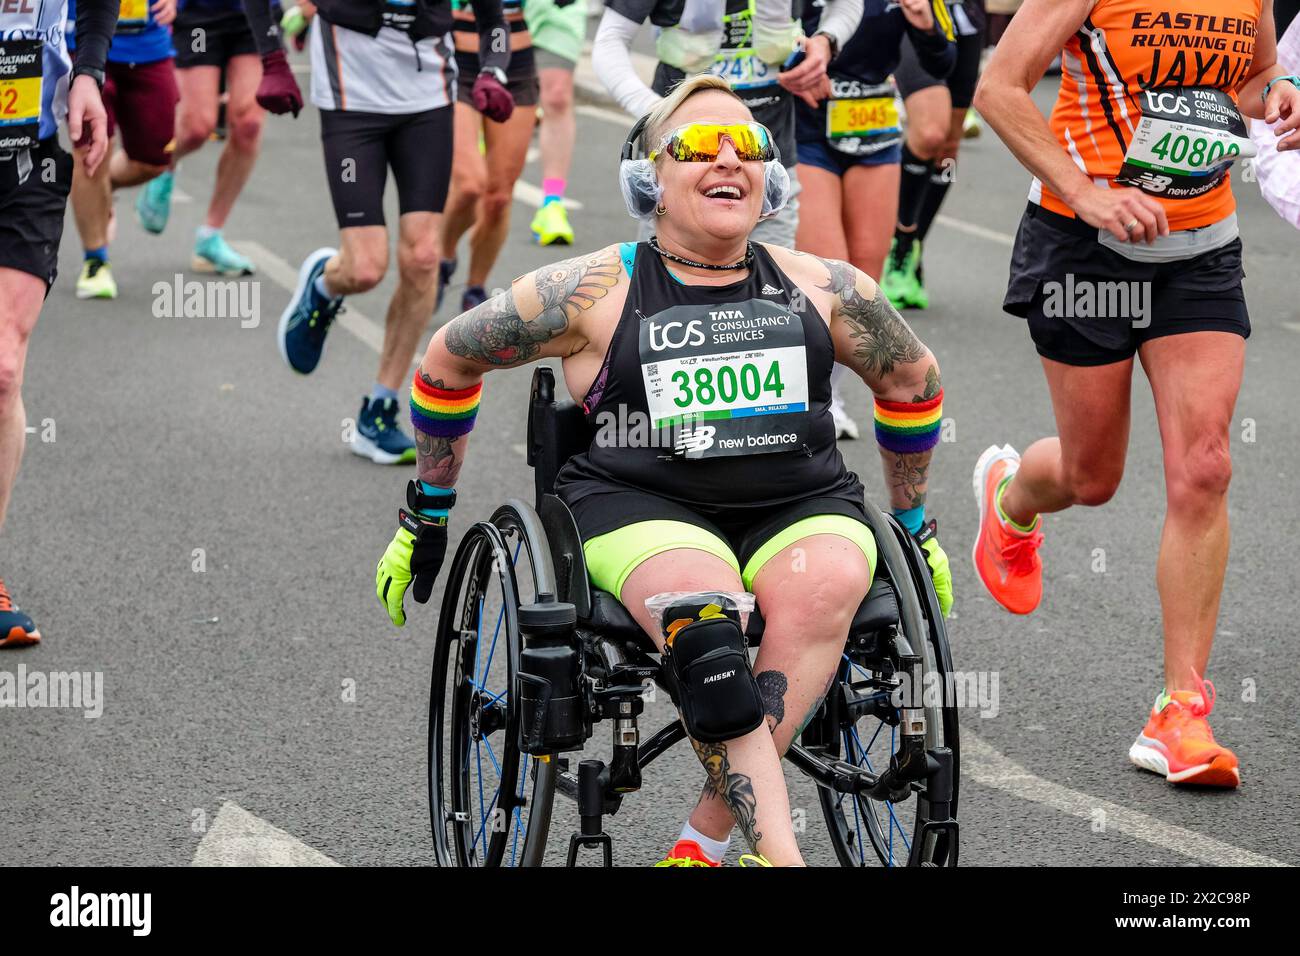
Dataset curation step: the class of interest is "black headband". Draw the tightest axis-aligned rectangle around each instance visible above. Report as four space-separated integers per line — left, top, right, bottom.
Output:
621 113 652 162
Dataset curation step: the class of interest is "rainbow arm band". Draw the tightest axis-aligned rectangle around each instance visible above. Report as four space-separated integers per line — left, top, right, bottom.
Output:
410 372 482 439
874 390 943 455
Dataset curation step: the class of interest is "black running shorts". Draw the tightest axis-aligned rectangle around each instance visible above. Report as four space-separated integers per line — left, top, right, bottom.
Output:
318 105 455 227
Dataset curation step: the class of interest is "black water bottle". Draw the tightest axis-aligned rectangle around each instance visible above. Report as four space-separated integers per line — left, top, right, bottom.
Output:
516 601 583 754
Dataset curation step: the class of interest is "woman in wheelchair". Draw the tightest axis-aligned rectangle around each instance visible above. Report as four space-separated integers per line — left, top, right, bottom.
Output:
377 73 952 866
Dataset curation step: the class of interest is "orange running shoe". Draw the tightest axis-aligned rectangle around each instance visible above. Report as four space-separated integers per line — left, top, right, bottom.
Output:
1129 675 1240 787
654 839 721 867
971 444 1044 615
0 578 41 648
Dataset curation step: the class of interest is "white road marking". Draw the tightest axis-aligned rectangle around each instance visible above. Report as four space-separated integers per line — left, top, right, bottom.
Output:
934 214 1016 247
962 733 1289 867
526 145 540 164
192 802 340 866
1282 321 1300 334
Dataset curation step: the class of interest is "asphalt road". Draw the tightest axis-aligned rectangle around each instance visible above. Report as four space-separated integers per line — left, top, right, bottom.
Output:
2 47 1298 867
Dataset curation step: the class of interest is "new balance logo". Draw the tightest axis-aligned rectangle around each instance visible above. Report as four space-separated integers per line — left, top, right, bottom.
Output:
761 284 783 296
674 425 716 455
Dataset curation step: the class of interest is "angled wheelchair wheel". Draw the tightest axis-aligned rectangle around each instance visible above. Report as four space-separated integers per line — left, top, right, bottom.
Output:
428 503 558 866
818 519 960 868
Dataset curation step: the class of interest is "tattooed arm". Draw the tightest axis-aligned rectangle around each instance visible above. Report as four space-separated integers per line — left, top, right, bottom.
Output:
413 246 624 489
811 255 942 513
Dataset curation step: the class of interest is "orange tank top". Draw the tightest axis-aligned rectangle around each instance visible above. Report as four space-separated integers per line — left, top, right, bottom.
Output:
1036 0 1263 230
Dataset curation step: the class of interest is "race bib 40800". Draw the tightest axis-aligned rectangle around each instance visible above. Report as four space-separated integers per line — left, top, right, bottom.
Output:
1116 86 1256 198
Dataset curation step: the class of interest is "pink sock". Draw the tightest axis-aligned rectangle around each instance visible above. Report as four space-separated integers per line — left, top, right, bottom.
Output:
542 178 566 202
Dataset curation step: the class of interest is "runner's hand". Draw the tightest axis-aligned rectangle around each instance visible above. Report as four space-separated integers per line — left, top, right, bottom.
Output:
256 49 304 117
1068 183 1168 243
778 34 832 110
914 521 953 619
473 71 515 123
376 511 449 628
151 0 177 26
1264 78 1300 151
899 0 936 31
67 74 108 177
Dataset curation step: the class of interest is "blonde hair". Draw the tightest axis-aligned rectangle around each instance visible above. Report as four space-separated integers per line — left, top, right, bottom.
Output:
642 74 747 157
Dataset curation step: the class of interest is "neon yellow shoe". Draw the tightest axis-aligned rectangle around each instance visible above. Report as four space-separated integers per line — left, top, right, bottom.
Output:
75 258 117 300
530 200 575 246
738 853 772 867
962 108 982 139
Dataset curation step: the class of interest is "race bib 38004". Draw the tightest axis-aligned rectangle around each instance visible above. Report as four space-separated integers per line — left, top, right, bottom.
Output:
638 298 809 459
1116 86 1256 198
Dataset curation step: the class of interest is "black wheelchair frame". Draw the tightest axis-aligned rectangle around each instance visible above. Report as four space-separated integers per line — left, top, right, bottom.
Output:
427 367 959 867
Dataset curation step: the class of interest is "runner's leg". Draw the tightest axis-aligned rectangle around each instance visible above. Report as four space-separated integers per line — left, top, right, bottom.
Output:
1138 332 1244 692
205 54 265 230
325 226 390 297
378 212 443 391
466 106 535 287
999 357 1133 524
794 164 848 261
843 161 902 281
440 103 487 272
173 65 222 161
0 270 45 534
537 67 574 193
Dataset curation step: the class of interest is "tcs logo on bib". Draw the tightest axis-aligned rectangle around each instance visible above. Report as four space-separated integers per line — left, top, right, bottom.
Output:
648 319 705 351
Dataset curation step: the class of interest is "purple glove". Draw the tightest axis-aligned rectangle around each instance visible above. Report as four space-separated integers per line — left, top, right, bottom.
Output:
256 49 303 118
472 70 515 123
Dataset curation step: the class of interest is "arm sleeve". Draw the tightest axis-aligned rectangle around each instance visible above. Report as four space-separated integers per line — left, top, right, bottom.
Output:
469 0 511 75
241 0 285 56
905 2 956 80
813 0 865 54
591 8 662 118
70 0 117 73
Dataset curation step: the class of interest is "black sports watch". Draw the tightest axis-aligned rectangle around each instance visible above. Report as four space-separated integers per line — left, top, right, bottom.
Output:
71 64 106 90
407 479 456 515
912 518 938 547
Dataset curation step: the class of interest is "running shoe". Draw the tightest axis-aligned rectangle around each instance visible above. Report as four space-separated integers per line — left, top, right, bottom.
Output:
1129 676 1240 788
881 237 928 310
829 389 860 440
461 285 488 312
530 200 575 246
971 444 1044 615
0 578 41 648
962 108 982 139
193 231 255 276
653 839 721 867
136 170 173 235
75 258 117 300
278 247 343 375
351 396 417 465
435 257 457 313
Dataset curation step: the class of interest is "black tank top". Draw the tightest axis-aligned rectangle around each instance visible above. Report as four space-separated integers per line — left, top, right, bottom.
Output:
555 242 859 511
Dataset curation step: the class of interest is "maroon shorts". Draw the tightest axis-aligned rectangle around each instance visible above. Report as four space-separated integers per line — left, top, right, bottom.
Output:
103 58 180 168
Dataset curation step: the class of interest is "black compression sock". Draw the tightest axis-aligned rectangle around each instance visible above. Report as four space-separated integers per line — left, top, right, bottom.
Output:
897 144 930 232
915 162 953 243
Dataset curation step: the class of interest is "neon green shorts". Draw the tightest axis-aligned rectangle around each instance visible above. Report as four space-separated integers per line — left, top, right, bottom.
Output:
522 0 587 65
583 514 877 602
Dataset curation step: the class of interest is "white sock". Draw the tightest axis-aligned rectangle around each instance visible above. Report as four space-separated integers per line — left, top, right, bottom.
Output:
680 821 729 862
196 224 219 242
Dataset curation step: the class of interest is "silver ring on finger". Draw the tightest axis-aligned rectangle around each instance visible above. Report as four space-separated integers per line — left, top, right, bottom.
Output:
1124 219 1139 234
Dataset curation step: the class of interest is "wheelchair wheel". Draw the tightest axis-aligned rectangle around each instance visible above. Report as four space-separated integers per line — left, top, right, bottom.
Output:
818 526 959 867
428 504 558 866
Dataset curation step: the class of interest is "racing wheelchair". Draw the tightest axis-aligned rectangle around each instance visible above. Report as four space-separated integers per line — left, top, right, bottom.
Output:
427 367 959 867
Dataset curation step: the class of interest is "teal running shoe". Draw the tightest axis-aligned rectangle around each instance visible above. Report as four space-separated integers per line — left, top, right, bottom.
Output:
136 170 173 235
193 231 255 276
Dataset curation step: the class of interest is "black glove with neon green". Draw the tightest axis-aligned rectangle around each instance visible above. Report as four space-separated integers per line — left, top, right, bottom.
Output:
376 482 455 627
913 519 953 619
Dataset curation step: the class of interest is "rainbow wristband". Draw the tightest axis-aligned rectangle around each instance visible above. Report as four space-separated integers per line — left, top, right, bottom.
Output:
410 373 481 438
874 390 943 455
